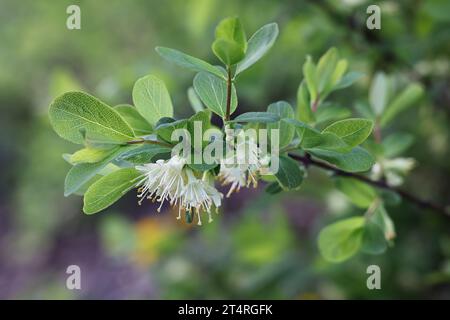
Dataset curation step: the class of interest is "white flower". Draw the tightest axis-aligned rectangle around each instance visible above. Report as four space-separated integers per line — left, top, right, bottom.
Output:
181 170 223 225
371 157 416 187
136 155 186 212
136 156 222 225
219 132 267 197
218 162 247 197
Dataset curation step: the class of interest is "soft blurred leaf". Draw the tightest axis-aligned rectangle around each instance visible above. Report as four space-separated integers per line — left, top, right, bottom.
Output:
117 144 171 164
229 111 280 123
267 101 295 148
187 87 204 113
303 56 318 102
361 221 387 255
369 72 389 115
316 47 338 92
156 47 225 79
132 75 174 125
212 17 247 66
71 147 117 164
193 72 237 118
380 83 424 127
275 155 304 190
297 81 315 123
114 104 153 136
382 133 414 158
336 177 377 208
334 71 364 90
372 204 396 241
83 168 141 214
308 147 374 172
64 145 137 196
322 118 373 148
318 217 365 263
236 23 278 75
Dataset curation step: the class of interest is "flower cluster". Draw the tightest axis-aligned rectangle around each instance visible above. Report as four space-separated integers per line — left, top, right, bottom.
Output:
136 155 222 225
218 133 269 197
135 130 271 224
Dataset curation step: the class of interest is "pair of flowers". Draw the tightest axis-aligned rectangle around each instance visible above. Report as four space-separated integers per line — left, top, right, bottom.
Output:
135 135 268 225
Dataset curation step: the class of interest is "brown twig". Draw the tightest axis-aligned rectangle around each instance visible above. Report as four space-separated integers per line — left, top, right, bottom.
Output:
289 153 449 217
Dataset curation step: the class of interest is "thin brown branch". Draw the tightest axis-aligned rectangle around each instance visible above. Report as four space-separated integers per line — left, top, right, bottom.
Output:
289 153 449 217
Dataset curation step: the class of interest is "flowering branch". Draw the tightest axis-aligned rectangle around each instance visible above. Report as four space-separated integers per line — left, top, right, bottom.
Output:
288 153 449 217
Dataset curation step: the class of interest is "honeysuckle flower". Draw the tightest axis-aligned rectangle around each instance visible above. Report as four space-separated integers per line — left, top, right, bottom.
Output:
136 155 222 225
371 157 416 186
219 133 268 197
136 155 186 211
181 170 223 225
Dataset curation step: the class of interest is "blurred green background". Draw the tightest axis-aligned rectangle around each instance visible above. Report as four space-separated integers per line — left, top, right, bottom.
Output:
0 0 449 299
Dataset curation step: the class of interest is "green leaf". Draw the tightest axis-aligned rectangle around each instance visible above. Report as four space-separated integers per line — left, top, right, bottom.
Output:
71 147 117 164
265 181 283 195
49 91 135 144
326 59 348 93
187 87 204 113
114 104 153 136
284 119 349 152
322 118 374 148
336 178 377 209
235 23 279 75
372 204 396 241
380 83 424 127
316 47 338 92
318 217 365 263
132 75 174 126
193 72 237 118
267 101 295 148
303 56 318 102
334 71 364 90
382 133 414 158
156 118 188 143
315 105 351 124
369 72 389 115
308 147 375 172
83 168 141 214
361 221 387 255
212 17 247 66
187 110 212 142
117 144 171 164
155 47 225 79
354 102 375 120
64 145 137 196
229 112 280 123
274 155 304 190
297 81 315 123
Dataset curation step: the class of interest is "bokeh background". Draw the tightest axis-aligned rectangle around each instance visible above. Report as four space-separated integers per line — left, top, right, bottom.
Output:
0 0 449 299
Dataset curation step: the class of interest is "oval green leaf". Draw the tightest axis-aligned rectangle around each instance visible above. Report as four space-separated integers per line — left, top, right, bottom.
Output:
83 168 142 214
318 217 365 263
193 72 237 118
49 91 135 144
132 75 174 125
